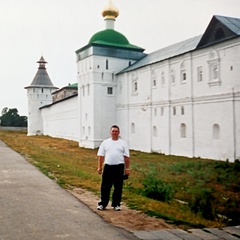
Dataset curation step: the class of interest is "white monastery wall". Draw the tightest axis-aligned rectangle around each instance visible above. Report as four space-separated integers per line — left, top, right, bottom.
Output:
41 96 79 141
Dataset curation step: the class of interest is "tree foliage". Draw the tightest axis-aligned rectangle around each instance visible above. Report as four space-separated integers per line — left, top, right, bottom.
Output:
0 107 27 127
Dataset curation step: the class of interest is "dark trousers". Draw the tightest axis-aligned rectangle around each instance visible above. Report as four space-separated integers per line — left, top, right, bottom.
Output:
99 164 124 208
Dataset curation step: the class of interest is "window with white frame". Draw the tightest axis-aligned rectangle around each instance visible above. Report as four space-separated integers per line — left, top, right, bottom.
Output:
161 71 165 87
208 50 221 86
170 69 175 85
131 72 138 94
180 62 187 83
197 66 203 82
151 70 157 88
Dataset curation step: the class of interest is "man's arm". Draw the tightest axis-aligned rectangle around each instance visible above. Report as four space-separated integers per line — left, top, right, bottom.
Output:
124 156 130 175
97 156 104 175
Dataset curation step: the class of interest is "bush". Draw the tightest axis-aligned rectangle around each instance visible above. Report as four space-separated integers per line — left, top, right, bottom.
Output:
189 189 216 220
142 167 174 202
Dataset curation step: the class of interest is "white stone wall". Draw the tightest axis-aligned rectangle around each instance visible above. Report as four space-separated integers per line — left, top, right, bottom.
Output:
116 38 240 162
41 96 79 141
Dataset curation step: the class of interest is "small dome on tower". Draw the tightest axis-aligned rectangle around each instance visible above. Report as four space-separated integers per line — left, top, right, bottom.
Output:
102 0 119 20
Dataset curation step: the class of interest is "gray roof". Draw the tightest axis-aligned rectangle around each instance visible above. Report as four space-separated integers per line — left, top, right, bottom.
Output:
29 68 55 87
25 57 58 89
215 15 240 35
119 35 202 73
119 15 240 74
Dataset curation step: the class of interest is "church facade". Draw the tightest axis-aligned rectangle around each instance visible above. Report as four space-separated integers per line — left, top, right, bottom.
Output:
25 1 240 162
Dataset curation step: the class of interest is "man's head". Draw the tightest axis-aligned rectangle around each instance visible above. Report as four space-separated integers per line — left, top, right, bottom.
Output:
110 125 120 140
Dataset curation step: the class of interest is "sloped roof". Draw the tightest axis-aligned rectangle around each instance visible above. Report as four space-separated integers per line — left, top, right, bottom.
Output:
197 15 240 48
119 15 240 74
25 57 58 89
119 35 202 73
29 68 55 87
215 15 240 34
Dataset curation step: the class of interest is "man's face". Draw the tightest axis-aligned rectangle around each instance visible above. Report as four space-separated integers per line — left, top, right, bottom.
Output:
110 127 120 139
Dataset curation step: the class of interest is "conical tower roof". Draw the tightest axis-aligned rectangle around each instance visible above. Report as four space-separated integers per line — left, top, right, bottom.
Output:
25 56 57 89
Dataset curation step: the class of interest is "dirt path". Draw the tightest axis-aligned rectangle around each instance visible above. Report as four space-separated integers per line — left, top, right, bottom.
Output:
69 188 174 231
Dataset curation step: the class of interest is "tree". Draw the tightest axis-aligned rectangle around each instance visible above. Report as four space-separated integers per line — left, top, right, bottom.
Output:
0 108 27 127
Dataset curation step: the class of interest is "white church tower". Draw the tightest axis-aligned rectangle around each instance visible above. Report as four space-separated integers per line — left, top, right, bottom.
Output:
75 0 146 148
25 56 58 136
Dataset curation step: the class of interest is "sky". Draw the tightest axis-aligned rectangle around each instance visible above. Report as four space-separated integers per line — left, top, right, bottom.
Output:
0 0 240 117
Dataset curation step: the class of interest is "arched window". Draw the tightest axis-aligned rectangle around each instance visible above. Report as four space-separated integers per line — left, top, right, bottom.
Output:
131 72 138 94
208 50 220 86
180 62 187 83
131 123 135 134
153 126 157 137
180 123 186 138
213 124 220 139
151 70 157 88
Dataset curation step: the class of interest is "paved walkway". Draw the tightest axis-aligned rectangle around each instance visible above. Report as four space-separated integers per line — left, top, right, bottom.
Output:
0 140 240 240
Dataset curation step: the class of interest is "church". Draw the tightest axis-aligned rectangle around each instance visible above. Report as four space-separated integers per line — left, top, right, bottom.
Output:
25 1 240 162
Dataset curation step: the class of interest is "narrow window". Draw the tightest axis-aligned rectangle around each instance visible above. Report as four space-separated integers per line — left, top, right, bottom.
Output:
161 72 165 87
213 124 220 139
41 88 44 93
106 59 108 70
153 126 157 137
131 123 135 134
154 108 157 117
173 107 176 115
133 81 138 92
181 106 184 115
171 70 175 85
82 86 85 96
161 107 164 116
197 67 203 82
180 62 187 83
180 123 186 138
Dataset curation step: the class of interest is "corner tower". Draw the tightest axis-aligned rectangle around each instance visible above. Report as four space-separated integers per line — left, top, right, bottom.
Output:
75 0 146 148
25 56 58 136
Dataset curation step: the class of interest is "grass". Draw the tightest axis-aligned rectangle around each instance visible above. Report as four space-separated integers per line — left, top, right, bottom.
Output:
0 130 239 229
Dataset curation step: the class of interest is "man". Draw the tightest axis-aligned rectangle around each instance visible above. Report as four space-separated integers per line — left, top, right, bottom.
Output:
97 125 130 211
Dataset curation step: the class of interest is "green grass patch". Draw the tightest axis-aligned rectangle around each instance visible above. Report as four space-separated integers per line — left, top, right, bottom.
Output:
0 130 239 229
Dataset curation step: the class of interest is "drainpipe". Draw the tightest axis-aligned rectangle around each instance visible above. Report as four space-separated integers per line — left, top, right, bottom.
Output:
232 88 236 160
167 60 171 155
190 53 195 157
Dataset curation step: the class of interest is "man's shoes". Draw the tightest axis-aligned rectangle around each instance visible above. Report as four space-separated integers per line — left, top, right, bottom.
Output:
97 205 105 210
114 206 121 211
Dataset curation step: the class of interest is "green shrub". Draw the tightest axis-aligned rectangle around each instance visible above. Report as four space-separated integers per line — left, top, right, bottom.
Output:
142 167 174 202
189 188 216 220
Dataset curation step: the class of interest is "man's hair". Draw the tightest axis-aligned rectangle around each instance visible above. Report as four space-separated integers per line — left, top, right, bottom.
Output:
111 125 120 131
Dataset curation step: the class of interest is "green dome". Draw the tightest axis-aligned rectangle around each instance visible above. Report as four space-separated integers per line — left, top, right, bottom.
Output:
89 29 129 46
